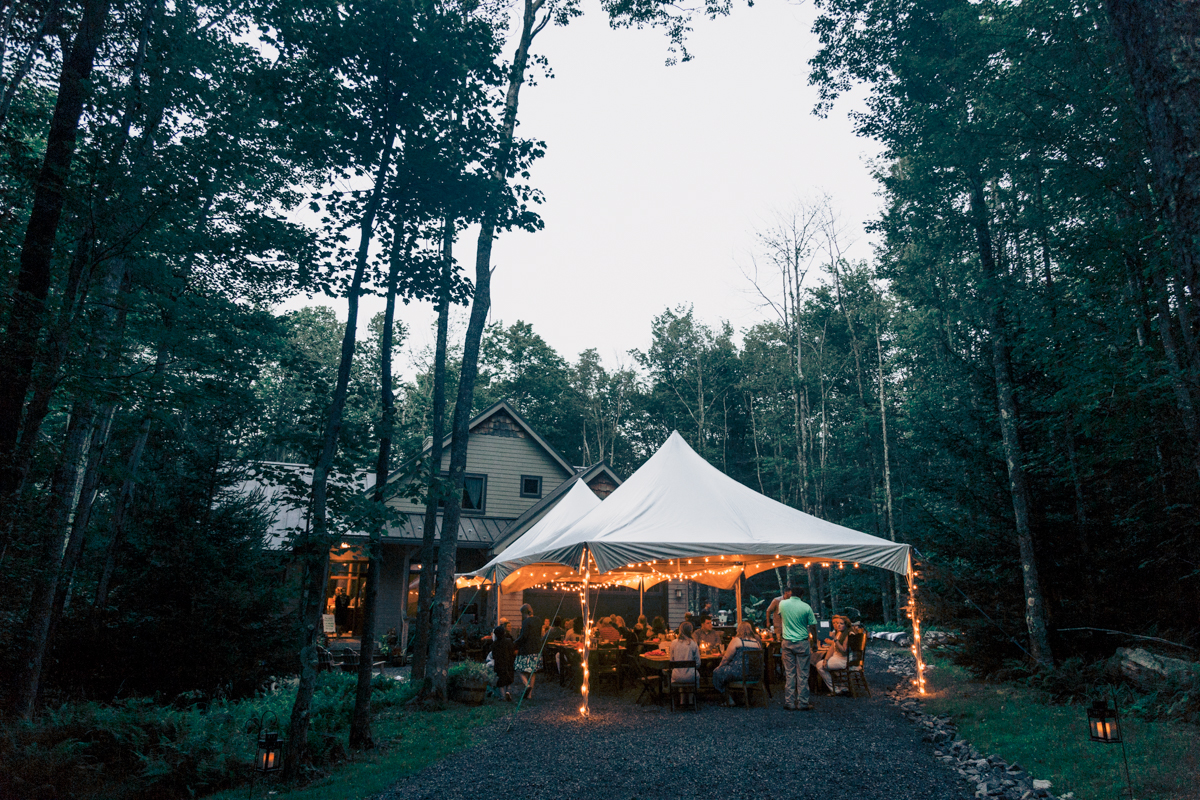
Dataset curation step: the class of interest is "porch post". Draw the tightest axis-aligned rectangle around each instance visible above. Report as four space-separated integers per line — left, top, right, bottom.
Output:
399 546 412 657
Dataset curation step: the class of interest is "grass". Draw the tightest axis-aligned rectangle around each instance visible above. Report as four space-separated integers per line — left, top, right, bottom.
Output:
207 700 511 800
921 656 1200 800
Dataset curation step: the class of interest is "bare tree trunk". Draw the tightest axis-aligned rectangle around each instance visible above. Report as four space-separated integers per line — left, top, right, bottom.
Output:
350 223 412 750
874 307 902 618
970 178 1054 667
284 119 396 778
0 0 110 496
424 0 546 699
412 216 454 683
0 0 62 127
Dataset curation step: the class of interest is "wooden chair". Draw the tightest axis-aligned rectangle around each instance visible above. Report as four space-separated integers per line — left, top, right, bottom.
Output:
317 646 335 673
632 656 664 706
668 660 700 711
590 646 623 692
725 647 771 707
829 630 871 698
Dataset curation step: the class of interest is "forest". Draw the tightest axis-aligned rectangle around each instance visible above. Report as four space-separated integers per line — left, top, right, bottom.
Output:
1 0 1197 786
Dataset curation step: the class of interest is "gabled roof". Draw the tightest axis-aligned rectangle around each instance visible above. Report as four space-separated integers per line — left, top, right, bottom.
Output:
490 461 623 554
380 399 576 497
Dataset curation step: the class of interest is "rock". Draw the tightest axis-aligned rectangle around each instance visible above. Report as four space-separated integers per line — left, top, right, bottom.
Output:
1032 779 1052 790
1115 647 1195 690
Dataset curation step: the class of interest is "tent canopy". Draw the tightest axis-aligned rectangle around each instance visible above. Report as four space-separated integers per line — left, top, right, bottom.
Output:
467 431 911 593
459 480 601 590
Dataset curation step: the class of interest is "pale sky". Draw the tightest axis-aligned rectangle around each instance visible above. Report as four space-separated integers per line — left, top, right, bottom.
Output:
290 0 884 377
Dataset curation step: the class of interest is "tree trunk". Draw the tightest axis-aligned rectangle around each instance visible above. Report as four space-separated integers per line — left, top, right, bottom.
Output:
284 119 396 779
874 308 902 618
969 178 1054 667
412 216 455 684
0 0 111 496
350 222 412 750
1105 0 1200 317
423 0 545 700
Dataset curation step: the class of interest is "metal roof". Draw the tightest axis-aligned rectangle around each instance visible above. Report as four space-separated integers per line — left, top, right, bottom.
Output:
382 514 515 548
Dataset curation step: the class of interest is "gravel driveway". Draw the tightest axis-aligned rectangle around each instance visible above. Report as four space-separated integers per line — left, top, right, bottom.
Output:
376 654 970 800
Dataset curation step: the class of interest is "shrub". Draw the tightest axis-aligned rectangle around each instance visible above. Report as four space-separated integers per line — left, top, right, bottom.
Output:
0 673 419 800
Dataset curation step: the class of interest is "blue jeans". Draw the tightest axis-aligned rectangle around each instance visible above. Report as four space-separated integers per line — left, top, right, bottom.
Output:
781 640 811 708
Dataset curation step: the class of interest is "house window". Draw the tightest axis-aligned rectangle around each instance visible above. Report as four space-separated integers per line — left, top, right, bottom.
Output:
439 473 486 514
520 475 542 498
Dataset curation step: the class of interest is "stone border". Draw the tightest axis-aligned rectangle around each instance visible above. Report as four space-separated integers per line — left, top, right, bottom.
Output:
874 648 1073 800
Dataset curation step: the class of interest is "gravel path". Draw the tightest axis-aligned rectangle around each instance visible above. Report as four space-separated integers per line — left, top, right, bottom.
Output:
376 654 971 800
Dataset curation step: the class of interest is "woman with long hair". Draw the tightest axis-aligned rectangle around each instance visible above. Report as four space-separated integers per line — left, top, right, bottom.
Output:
712 620 763 705
814 615 851 694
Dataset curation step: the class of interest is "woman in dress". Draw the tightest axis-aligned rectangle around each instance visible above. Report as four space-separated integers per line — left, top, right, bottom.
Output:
712 620 764 705
513 603 543 700
814 615 851 694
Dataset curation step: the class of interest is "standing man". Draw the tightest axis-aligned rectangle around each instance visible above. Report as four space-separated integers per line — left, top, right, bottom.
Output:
779 585 817 711
765 586 791 641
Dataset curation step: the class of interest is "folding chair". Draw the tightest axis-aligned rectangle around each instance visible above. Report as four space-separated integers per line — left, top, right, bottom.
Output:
633 656 664 705
668 660 700 711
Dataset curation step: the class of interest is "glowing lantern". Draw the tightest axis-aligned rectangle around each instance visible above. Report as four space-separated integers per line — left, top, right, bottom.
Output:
1088 700 1121 743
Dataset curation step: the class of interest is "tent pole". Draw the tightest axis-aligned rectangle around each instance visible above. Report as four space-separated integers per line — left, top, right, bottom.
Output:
639 576 644 618
906 562 926 694
579 546 591 717
735 571 743 626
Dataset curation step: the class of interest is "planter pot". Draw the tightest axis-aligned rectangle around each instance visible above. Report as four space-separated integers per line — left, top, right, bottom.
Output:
454 684 488 706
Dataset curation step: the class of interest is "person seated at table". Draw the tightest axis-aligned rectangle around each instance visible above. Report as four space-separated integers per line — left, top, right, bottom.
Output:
712 621 763 705
669 622 701 684
595 615 621 644
546 616 566 642
633 614 649 641
565 617 583 643
694 615 723 649
815 615 851 695
651 616 667 640
613 615 639 649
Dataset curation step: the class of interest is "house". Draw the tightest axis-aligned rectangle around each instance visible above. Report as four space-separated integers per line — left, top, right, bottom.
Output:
367 401 647 645
241 400 684 646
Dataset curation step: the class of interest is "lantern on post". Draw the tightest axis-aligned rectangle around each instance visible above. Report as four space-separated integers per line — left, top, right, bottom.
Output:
1087 700 1121 743
1087 695 1135 800
249 711 285 798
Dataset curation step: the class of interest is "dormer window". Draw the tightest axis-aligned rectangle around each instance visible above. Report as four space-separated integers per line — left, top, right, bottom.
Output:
520 475 542 498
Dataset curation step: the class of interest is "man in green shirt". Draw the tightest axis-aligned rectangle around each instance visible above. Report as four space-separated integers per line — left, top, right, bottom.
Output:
779 585 817 710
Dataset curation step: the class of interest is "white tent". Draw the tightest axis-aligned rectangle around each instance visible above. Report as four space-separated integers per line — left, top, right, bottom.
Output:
468 432 927 713
458 479 601 590
479 431 911 593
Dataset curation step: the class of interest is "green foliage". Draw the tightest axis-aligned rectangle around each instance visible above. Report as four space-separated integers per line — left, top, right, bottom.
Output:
0 673 421 800
446 661 496 690
923 655 1200 800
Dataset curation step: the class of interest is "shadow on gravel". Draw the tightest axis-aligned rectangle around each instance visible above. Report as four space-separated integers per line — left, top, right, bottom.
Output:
374 654 970 800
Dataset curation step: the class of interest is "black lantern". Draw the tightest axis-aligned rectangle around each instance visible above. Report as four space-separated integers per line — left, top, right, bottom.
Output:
249 711 285 798
256 729 284 773
1087 700 1122 743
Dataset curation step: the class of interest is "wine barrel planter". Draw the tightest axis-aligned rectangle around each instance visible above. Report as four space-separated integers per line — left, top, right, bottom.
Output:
454 684 487 706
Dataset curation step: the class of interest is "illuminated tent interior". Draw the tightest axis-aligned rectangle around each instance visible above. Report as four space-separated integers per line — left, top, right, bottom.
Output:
458 431 926 710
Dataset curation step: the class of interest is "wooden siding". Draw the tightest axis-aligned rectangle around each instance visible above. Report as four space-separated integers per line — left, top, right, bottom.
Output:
667 579 688 629
390 423 573 519
498 589 525 625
